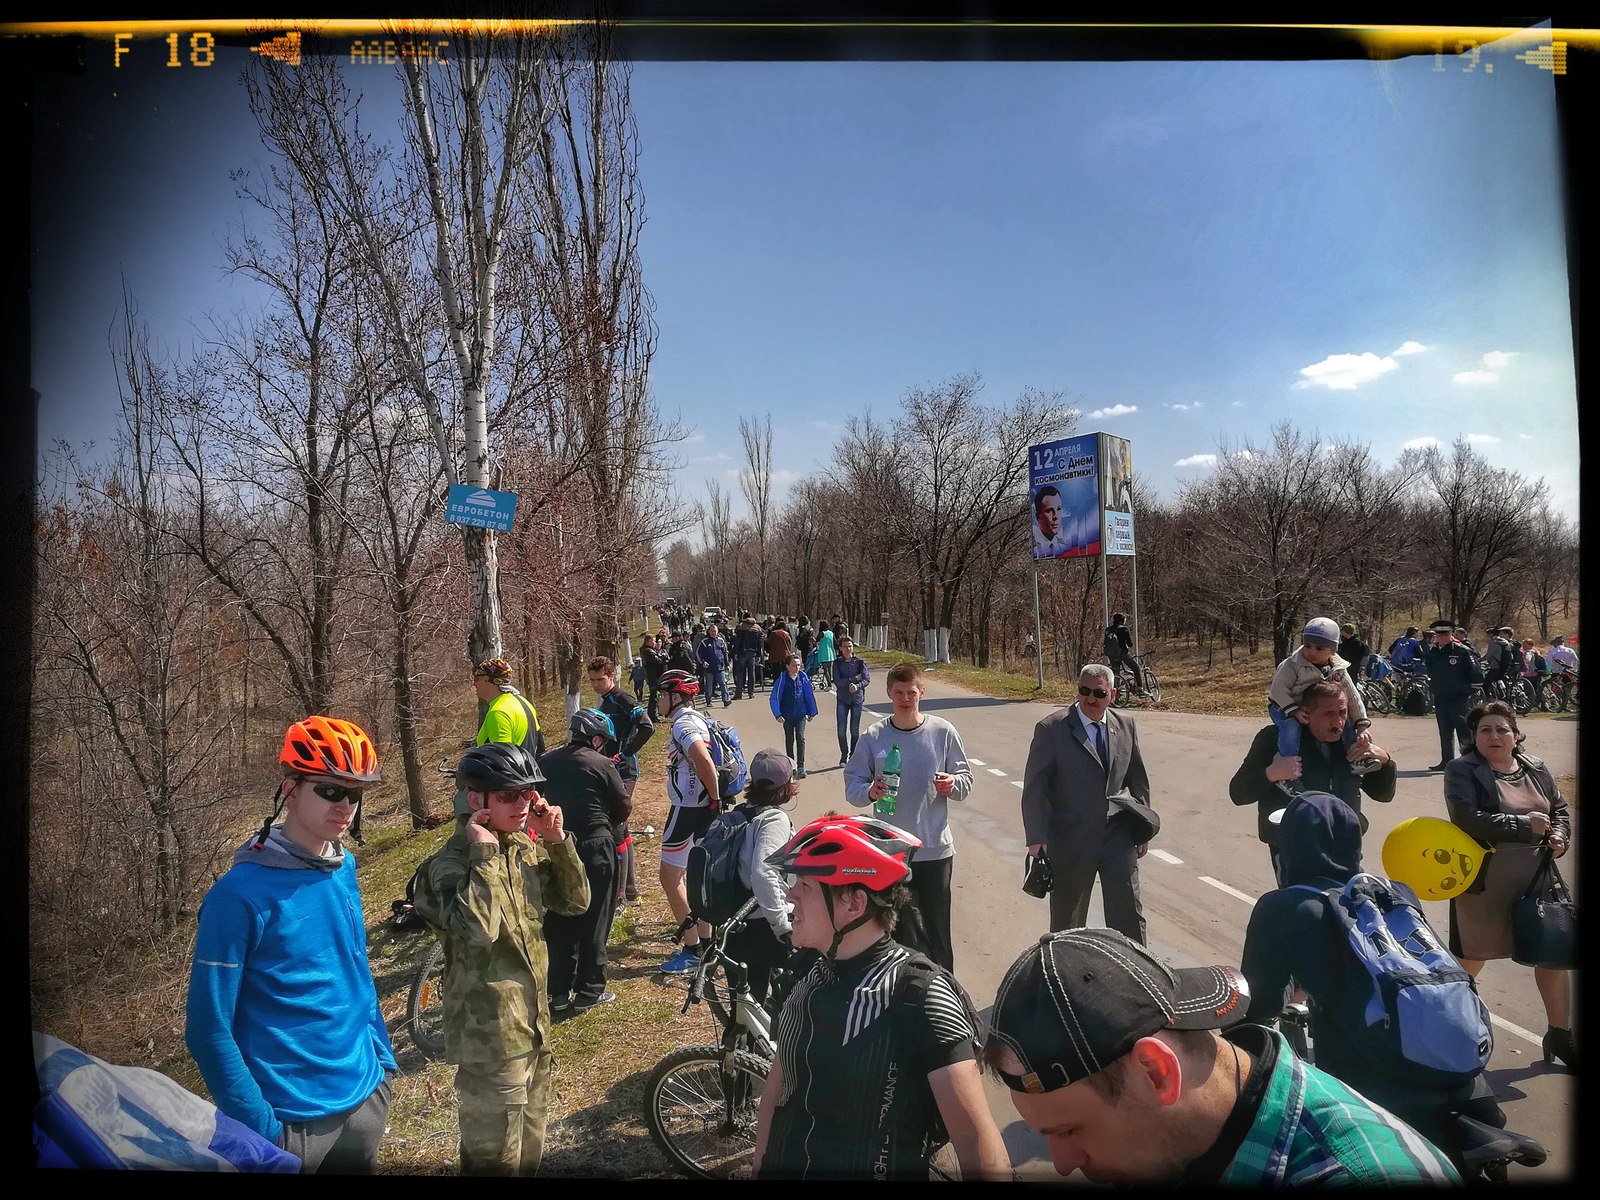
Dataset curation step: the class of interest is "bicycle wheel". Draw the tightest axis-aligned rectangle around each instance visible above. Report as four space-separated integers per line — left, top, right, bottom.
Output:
1511 679 1535 716
1358 679 1392 716
644 1044 770 1179
405 938 447 1060
1142 669 1161 704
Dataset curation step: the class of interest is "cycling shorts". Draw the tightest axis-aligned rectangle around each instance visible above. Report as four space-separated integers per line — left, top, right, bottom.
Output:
660 803 717 868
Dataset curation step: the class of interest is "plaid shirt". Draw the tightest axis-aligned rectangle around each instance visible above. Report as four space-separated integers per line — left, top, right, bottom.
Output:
1209 1026 1461 1187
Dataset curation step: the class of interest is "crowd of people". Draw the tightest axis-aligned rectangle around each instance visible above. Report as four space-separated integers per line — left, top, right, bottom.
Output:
177 602 1576 1182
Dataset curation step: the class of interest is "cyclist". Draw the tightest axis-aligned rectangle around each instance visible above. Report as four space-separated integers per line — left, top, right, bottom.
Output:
588 654 655 905
410 743 590 1175
1240 790 1505 1179
472 656 544 756
1103 612 1143 694
185 717 395 1173
1388 626 1424 675
725 748 802 1004
1482 627 1515 694
539 709 632 1014
655 668 723 975
753 814 1011 1180
1547 634 1578 676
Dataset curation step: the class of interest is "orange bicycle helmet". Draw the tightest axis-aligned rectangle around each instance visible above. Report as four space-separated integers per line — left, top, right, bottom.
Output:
279 716 382 784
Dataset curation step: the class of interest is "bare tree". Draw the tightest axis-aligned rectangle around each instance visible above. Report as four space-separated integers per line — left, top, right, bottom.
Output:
738 415 775 612
1407 438 1546 632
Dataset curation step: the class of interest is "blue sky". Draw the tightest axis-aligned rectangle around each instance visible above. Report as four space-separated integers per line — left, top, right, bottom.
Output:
31 28 1580 529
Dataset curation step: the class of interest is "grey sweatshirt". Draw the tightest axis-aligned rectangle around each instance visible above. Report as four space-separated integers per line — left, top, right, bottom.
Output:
843 713 973 861
738 804 796 936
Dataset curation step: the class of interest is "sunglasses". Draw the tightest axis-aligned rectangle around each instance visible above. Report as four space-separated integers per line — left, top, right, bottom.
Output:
1078 686 1110 699
310 782 363 805
489 788 536 804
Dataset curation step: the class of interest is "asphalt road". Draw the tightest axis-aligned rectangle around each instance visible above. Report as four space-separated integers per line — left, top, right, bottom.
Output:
729 671 1578 1183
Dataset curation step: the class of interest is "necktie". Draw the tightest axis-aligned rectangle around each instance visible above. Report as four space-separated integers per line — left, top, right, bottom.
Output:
1094 721 1108 773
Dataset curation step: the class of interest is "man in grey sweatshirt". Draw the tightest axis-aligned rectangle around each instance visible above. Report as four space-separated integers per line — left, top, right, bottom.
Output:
843 661 972 971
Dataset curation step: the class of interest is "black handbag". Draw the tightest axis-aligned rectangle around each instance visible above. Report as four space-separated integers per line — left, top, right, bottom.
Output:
1510 848 1576 970
1022 851 1053 899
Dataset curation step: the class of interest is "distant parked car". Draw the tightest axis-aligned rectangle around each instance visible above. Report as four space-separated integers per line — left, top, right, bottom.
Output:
701 606 726 626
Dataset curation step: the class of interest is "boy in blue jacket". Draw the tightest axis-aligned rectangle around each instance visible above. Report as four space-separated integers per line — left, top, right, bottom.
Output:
185 717 396 1173
770 652 818 776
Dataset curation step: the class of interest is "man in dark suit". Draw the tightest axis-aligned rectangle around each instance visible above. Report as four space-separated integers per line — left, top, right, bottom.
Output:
1020 663 1155 943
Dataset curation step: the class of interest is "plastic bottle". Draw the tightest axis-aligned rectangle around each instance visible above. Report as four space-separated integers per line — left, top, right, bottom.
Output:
877 742 902 816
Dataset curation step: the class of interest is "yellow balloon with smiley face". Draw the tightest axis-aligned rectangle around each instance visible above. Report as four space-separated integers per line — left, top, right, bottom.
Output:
1382 817 1492 901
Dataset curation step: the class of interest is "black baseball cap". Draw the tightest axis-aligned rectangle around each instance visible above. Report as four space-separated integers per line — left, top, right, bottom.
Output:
987 929 1249 1094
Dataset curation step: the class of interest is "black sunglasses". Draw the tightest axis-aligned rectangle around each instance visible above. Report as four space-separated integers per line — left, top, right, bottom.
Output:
1078 685 1110 699
310 782 363 805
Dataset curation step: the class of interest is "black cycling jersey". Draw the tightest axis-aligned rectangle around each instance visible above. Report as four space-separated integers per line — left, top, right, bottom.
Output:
761 935 979 1181
596 685 654 780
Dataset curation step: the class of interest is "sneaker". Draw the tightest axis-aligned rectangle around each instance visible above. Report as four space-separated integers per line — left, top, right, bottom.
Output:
1350 754 1383 776
1427 762 1449 772
839 753 849 766
573 991 616 1012
796 768 807 778
659 948 700 976
550 995 574 1013
723 700 732 708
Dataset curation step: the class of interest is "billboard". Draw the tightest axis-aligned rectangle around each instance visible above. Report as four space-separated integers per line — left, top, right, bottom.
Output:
1028 434 1100 559
1100 433 1136 556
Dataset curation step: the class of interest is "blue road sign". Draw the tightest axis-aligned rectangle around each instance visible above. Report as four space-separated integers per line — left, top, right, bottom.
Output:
445 484 519 533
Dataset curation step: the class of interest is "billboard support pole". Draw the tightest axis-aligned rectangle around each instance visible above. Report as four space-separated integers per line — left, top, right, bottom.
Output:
1032 563 1044 690
1130 549 1141 664
1100 540 1111 669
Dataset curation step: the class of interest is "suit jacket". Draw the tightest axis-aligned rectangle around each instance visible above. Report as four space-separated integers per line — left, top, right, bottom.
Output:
1021 703 1153 869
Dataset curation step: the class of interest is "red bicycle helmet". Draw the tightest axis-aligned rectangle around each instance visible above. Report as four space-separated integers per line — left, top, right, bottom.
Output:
767 814 921 891
657 669 700 698
279 716 382 784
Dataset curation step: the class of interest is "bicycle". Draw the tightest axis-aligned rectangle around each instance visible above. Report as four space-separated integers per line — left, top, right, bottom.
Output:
1357 677 1394 716
645 899 959 1180
1274 1001 1546 1184
1392 670 1434 717
394 757 461 1061
1110 652 1161 706
1547 669 1579 714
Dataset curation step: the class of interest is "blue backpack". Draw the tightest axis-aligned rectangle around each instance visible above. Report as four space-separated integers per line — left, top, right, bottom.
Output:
704 716 749 803
1294 873 1492 1087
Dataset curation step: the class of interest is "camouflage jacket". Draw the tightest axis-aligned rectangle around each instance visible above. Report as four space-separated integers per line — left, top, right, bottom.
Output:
411 824 590 1066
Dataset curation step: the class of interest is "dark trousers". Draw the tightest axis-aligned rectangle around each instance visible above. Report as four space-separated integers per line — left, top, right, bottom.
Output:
891 855 955 972
1434 693 1471 763
783 717 808 771
836 696 864 758
278 1075 392 1174
545 831 617 1003
1109 651 1143 692
735 652 757 698
614 778 639 902
724 919 792 1004
1048 813 1146 945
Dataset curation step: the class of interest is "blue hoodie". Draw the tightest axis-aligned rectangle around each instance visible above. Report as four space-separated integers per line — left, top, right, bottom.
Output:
185 828 396 1143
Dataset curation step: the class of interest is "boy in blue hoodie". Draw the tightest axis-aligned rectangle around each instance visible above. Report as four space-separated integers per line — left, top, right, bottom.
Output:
185 717 396 1173
769 652 819 777
1240 790 1504 1178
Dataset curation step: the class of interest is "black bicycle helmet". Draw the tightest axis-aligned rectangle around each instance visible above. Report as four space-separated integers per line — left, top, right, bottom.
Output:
456 742 545 792
657 668 700 698
569 707 617 751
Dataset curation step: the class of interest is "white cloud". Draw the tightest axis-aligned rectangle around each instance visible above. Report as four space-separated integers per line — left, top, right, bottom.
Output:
1519 433 1534 440
1466 433 1502 444
1231 449 1257 460
1174 453 1216 468
1392 340 1427 356
1481 350 1514 369
1088 403 1138 418
1167 401 1202 412
1229 400 1245 408
1402 436 1440 450
689 452 733 464
804 419 841 432
1453 370 1499 385
1294 352 1400 391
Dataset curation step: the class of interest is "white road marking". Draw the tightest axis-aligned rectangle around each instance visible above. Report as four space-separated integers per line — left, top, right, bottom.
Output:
968 758 986 766
1148 848 1184 865
986 767 1007 777
1199 876 1257 906
1010 780 1024 789
1489 1012 1544 1048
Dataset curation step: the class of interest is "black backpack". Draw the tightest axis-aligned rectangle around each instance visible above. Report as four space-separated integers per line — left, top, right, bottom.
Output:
1103 626 1121 658
686 803 759 924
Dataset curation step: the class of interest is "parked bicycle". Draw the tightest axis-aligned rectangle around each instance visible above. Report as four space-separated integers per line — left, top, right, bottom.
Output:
1547 669 1580 714
1392 670 1434 717
1274 1002 1546 1184
644 899 958 1180
1110 652 1161 705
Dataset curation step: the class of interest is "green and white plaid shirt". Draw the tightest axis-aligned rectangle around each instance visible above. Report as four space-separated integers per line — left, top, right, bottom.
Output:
1208 1026 1461 1187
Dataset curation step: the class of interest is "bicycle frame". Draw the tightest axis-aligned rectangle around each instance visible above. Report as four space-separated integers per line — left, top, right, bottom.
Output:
684 897 775 1059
